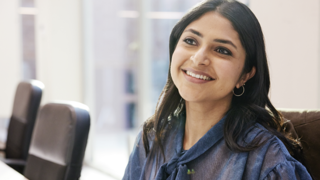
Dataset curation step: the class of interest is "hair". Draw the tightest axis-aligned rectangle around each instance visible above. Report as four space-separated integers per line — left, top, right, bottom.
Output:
142 0 303 169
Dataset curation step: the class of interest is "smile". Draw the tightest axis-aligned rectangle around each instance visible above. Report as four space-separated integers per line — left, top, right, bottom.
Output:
185 70 213 81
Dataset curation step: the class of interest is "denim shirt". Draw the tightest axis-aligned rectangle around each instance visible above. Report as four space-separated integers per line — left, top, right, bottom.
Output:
123 114 312 180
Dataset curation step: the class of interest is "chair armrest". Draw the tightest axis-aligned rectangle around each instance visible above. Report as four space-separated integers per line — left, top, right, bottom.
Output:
1 158 26 166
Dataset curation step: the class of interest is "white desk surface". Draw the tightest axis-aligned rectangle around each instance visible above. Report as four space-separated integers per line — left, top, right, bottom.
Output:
0 161 28 180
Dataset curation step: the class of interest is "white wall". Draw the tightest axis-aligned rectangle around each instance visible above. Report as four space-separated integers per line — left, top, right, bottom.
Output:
35 0 83 104
250 0 320 109
0 0 21 118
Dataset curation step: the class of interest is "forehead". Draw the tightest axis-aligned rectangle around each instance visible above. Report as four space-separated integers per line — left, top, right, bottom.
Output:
184 11 241 44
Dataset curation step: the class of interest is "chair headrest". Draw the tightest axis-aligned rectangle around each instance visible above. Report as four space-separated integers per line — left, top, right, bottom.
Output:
12 80 44 123
28 102 90 166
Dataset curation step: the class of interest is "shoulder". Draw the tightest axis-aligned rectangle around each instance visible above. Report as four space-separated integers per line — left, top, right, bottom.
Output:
243 123 296 165
123 130 151 180
130 129 153 159
244 124 312 180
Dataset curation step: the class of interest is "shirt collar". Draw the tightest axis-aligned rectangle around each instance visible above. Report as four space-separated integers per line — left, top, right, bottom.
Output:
174 112 226 165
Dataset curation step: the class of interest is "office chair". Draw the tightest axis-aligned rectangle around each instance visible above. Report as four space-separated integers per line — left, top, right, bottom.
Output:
23 101 90 180
0 80 44 173
279 109 320 180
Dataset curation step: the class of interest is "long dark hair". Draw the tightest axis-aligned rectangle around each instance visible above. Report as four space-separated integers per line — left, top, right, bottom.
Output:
142 0 303 167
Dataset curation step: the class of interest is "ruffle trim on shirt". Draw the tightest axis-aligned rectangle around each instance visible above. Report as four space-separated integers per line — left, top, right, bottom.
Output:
262 160 312 180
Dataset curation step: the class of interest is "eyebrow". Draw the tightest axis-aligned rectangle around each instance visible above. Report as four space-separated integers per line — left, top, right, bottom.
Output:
184 28 237 49
184 28 203 37
214 39 237 49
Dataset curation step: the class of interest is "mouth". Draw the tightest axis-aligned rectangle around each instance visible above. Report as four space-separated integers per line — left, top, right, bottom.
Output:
182 69 214 81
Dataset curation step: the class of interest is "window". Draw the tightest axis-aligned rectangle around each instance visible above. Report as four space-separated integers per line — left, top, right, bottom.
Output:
21 0 37 79
87 0 207 178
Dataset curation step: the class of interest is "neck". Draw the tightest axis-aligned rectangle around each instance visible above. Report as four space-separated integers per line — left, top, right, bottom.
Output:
183 99 231 150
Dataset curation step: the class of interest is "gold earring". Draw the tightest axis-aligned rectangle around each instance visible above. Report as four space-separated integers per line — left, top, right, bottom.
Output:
233 85 245 97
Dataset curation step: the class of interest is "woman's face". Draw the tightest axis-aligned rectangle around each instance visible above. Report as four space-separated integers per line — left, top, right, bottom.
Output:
171 11 252 104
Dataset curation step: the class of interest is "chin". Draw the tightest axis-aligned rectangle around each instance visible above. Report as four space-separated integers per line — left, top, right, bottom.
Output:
179 90 204 102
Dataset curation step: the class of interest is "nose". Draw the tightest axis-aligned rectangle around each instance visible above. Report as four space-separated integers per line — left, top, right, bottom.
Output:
190 47 210 66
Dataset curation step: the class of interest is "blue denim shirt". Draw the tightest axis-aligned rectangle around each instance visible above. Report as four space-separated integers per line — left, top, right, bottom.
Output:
123 114 312 180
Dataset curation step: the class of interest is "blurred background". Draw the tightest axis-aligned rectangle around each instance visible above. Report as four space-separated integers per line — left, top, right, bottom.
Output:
0 0 319 179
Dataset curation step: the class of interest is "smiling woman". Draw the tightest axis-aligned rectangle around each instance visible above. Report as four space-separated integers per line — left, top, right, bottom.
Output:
171 11 256 151
123 0 312 180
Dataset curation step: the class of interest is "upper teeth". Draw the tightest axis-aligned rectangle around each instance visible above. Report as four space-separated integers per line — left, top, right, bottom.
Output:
186 71 211 80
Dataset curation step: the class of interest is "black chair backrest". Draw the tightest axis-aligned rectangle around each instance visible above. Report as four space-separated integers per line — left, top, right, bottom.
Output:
24 101 90 180
5 80 44 160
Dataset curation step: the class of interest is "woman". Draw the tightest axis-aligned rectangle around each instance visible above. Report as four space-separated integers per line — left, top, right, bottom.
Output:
123 0 312 179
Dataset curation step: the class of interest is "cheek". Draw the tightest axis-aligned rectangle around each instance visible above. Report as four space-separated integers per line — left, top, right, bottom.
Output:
170 51 181 86
171 48 186 76
170 52 178 75
217 61 243 84
171 47 185 65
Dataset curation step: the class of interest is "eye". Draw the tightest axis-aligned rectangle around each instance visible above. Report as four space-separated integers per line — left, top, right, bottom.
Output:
215 47 232 56
183 38 197 46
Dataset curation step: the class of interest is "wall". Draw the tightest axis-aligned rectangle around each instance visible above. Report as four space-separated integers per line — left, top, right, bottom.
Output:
35 0 83 104
250 0 320 109
0 0 21 118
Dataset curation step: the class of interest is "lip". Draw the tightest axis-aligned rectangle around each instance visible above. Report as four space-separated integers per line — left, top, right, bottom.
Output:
181 68 215 84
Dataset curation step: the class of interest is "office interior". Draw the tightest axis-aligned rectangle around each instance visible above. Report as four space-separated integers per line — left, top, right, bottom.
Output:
0 0 319 179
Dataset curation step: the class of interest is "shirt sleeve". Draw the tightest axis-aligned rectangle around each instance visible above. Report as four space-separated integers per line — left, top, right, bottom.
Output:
122 131 146 180
262 160 312 180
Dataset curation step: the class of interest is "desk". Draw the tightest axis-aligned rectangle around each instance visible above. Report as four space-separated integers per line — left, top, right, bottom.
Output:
0 161 28 179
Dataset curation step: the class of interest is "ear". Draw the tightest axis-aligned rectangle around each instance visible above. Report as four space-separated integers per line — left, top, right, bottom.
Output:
235 66 256 88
